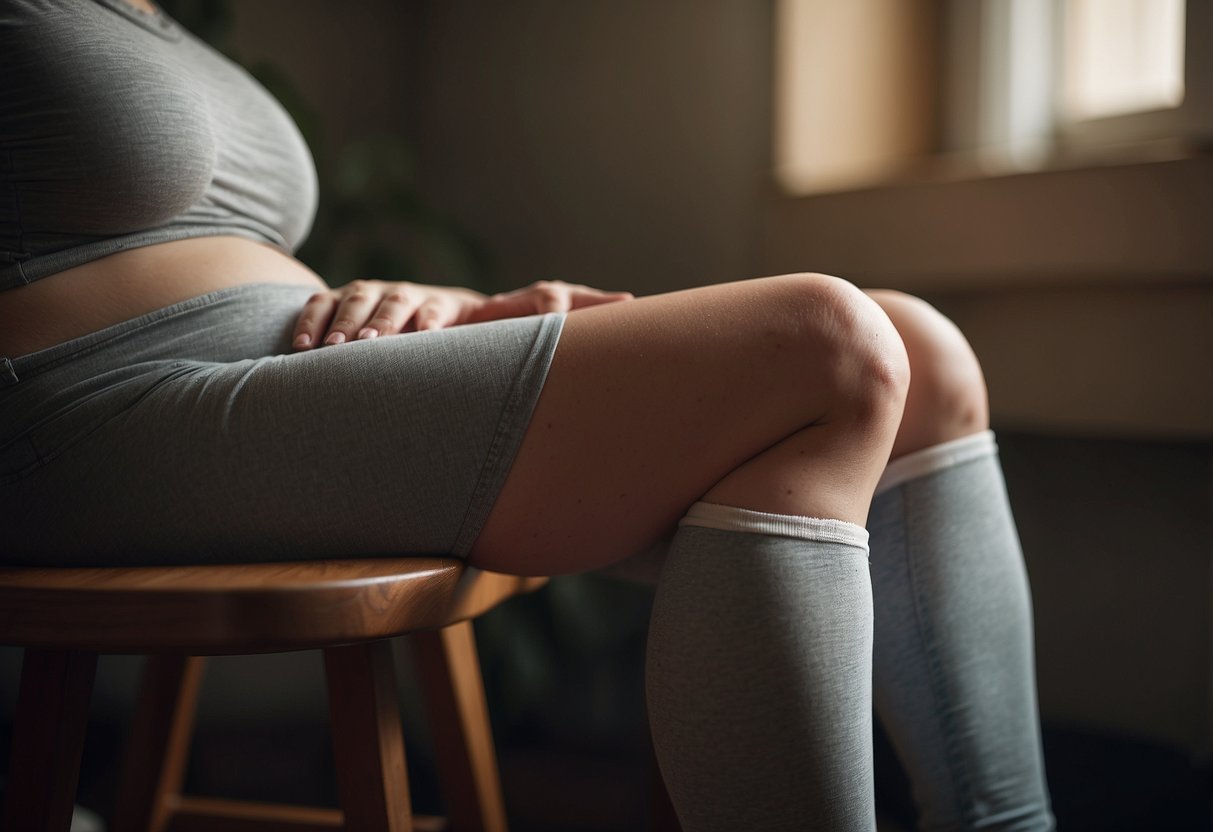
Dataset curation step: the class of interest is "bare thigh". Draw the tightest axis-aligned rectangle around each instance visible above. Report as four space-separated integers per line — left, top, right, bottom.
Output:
468 274 907 576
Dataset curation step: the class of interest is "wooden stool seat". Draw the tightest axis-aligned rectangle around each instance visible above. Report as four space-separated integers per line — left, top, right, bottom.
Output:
0 558 546 832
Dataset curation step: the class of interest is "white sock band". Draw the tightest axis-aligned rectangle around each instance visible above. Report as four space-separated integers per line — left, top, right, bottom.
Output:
680 501 870 549
875 429 997 496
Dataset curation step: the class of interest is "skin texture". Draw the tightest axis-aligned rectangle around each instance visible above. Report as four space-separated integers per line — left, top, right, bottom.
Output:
457 282 991 576
467 274 912 575
0 237 329 357
868 289 990 460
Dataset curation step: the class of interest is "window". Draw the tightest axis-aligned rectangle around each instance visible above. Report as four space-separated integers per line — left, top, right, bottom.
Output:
775 0 1211 195
1061 0 1185 121
1057 0 1213 152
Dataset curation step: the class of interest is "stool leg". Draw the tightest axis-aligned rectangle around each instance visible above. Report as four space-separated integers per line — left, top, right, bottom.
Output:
2 648 98 832
324 640 413 832
113 655 207 832
411 621 508 832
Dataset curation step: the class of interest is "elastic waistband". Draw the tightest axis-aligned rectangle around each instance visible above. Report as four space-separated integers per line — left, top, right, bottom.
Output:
1 282 316 386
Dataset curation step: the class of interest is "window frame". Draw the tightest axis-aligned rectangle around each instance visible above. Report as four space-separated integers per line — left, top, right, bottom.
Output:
774 0 1213 195
1055 0 1213 153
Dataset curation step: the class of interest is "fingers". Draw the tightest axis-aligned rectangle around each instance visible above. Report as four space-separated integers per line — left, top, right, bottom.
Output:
323 282 383 345
469 280 634 323
415 292 466 331
292 291 340 350
358 287 422 340
567 286 634 309
292 280 400 350
290 279 632 350
469 291 548 322
291 281 484 350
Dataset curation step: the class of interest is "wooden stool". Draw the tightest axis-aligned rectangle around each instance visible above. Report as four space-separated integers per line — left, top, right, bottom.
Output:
0 558 546 832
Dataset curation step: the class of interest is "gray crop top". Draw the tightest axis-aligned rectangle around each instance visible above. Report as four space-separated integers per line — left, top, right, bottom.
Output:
0 0 318 290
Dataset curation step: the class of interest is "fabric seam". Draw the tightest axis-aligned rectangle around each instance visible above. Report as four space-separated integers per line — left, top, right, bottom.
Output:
450 313 565 558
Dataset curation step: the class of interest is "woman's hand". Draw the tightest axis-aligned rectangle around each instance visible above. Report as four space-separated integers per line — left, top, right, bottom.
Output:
466 280 633 324
292 279 632 350
292 281 483 349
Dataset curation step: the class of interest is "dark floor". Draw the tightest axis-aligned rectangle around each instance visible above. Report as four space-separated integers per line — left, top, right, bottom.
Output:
874 722 1213 832
1 717 1209 831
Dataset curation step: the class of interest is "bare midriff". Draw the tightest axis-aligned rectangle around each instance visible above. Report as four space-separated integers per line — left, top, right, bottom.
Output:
0 236 328 358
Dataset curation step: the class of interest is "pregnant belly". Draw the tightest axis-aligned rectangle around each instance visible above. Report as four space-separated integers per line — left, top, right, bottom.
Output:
0 236 328 358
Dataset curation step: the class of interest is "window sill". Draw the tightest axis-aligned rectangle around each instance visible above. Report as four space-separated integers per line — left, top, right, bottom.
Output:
764 152 1213 293
763 153 1213 439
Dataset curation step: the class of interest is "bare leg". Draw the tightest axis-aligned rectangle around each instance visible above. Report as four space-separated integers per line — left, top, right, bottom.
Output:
470 273 908 575
597 289 991 584
470 273 907 831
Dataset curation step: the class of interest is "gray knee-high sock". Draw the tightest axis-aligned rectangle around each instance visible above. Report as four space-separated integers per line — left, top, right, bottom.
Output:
646 502 876 832
869 431 1054 831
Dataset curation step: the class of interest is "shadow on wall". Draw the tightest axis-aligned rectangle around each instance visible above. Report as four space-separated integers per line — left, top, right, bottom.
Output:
167 0 777 297
159 0 495 290
218 0 777 297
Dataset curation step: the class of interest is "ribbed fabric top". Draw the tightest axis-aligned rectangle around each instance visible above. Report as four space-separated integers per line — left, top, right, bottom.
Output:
0 0 318 289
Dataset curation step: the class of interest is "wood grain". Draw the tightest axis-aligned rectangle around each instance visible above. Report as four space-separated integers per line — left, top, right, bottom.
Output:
411 622 508 832
0 559 543 830
0 560 546 654
324 640 413 831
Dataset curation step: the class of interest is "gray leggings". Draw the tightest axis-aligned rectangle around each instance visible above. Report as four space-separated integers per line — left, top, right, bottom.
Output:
0 283 564 566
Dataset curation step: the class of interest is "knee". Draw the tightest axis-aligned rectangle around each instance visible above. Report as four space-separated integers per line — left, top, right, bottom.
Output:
772 274 911 436
865 289 989 456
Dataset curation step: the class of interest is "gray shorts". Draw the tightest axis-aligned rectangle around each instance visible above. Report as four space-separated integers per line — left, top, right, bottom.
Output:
0 283 564 566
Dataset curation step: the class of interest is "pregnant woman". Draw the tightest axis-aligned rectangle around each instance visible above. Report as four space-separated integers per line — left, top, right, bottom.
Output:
0 1 1054 829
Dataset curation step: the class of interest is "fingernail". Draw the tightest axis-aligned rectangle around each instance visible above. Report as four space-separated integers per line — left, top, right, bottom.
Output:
293 333 312 349
324 332 346 346
357 327 379 340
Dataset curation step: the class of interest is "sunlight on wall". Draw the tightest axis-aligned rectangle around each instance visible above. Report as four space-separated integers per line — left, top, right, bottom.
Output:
773 0 934 194
1062 0 1185 121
